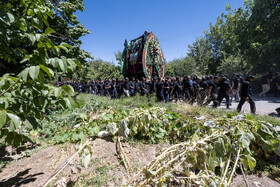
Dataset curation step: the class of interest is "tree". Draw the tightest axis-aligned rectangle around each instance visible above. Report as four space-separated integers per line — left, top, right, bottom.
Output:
0 0 90 147
115 51 123 66
187 37 212 75
88 59 123 80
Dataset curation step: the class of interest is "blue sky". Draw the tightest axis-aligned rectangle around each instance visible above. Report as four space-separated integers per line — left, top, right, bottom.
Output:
76 0 245 64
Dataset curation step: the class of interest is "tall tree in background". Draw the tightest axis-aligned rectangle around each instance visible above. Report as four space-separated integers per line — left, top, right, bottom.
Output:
189 0 279 76
243 0 280 73
187 37 212 75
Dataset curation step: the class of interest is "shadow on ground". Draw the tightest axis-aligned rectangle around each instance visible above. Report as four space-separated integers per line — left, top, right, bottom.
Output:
0 168 44 187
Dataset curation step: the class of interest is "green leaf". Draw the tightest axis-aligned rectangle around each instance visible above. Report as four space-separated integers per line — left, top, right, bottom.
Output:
246 155 256 171
88 126 99 136
5 132 14 145
273 143 280 156
214 138 226 157
240 158 248 172
7 13 14 23
259 124 273 137
0 110 7 129
55 133 68 143
78 132 85 140
238 131 255 149
13 133 22 148
207 156 215 172
54 87 62 97
33 17 39 25
72 132 79 141
40 65 54 79
44 27 55 35
20 55 31 64
57 45 68 51
27 34 36 45
81 149 91 168
29 66 40 80
61 85 74 95
24 117 40 129
57 58 66 72
0 129 9 138
7 113 22 129
61 42 72 49
18 68 29 82
50 58 58 68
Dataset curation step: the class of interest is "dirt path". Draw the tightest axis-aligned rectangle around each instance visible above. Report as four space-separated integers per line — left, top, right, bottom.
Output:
0 138 279 186
0 138 163 187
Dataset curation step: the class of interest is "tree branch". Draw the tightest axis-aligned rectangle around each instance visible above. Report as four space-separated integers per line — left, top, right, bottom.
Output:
0 79 20 97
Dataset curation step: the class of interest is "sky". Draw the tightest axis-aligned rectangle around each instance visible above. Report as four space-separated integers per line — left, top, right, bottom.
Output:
76 0 245 64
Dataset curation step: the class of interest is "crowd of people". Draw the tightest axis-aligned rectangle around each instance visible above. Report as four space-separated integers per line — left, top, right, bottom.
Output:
54 73 258 114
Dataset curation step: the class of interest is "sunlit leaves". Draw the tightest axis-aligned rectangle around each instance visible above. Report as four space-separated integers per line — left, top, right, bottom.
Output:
44 27 55 35
0 0 86 148
0 110 7 128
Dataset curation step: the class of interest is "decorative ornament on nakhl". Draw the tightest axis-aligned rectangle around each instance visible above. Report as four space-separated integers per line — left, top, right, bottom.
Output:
121 31 166 80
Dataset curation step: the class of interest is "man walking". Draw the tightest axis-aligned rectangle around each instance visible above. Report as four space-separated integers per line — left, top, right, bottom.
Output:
237 75 256 114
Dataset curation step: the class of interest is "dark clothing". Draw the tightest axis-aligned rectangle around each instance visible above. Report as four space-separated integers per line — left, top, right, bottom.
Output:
217 80 231 108
239 80 252 98
218 80 231 94
237 97 256 114
237 80 256 114
155 81 164 101
233 78 240 89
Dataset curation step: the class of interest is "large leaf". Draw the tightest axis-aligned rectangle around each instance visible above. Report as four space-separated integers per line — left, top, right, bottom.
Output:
29 66 40 80
13 133 22 148
7 13 15 23
214 137 226 157
238 131 255 149
18 68 29 82
44 27 54 35
81 148 91 168
27 34 36 45
246 155 256 171
259 124 273 137
40 65 54 79
54 87 62 97
207 155 215 172
0 109 7 129
7 113 22 129
61 85 74 96
58 58 66 72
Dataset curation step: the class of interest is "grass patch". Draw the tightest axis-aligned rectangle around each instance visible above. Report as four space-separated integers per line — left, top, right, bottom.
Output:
76 93 279 125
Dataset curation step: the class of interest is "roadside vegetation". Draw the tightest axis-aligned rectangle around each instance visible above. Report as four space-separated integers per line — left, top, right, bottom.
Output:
3 93 278 186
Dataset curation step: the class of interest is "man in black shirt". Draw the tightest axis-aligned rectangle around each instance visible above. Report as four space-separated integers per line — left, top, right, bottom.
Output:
231 74 240 102
237 75 256 114
183 76 192 103
140 78 148 96
198 77 208 105
129 78 136 96
123 78 130 97
217 76 233 108
204 76 218 107
155 77 164 102
163 78 170 102
171 77 181 102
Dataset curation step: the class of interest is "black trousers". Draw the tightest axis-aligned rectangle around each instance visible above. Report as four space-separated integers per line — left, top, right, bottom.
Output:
204 93 218 107
237 97 256 114
217 93 230 108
